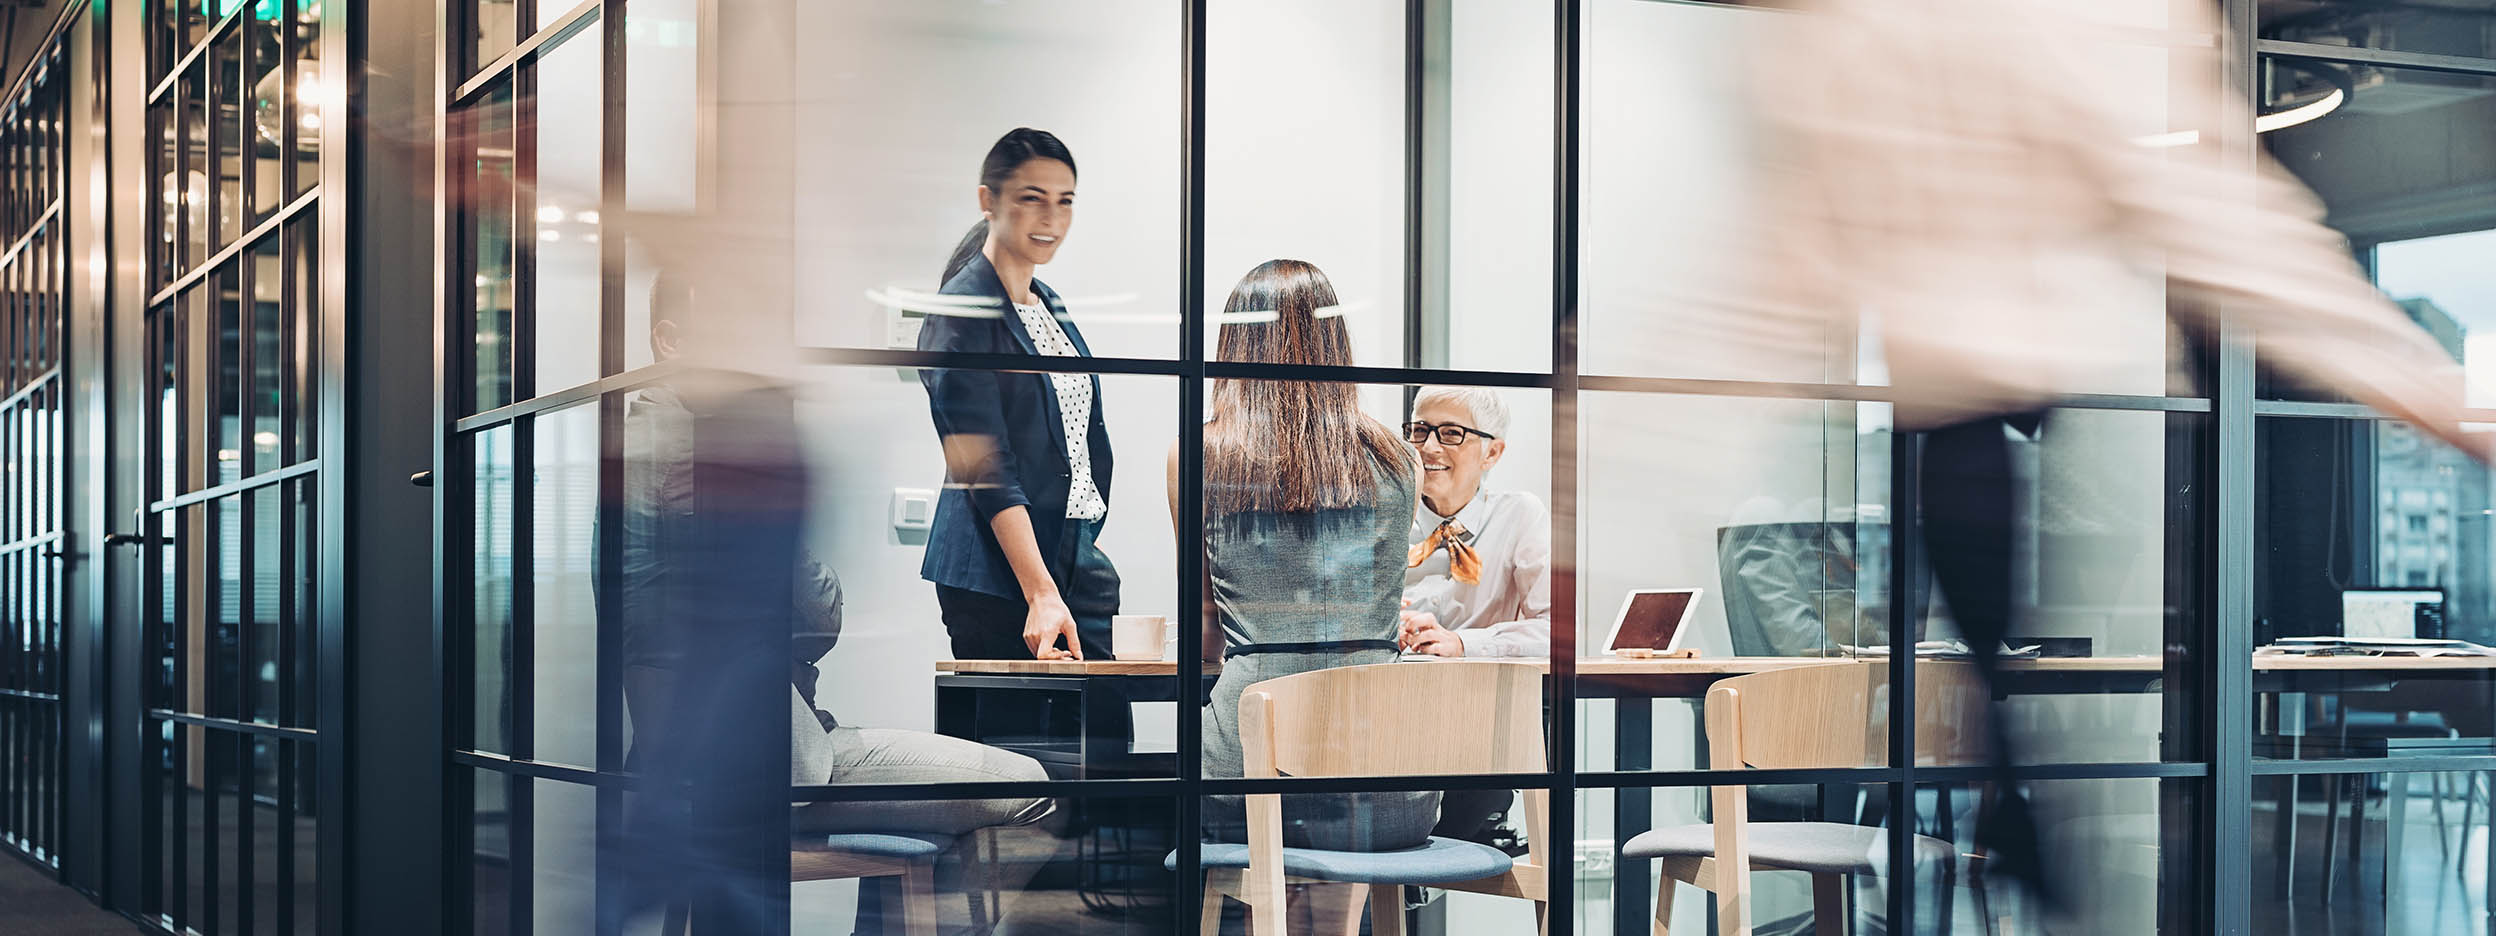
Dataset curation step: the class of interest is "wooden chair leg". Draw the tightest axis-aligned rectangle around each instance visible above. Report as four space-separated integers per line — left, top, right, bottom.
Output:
900 866 939 936
1653 875 1679 936
1241 873 1286 936
1812 873 1845 936
1368 884 1406 936
1200 873 1229 936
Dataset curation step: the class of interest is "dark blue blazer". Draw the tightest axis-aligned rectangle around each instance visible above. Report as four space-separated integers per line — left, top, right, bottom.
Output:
917 253 1114 600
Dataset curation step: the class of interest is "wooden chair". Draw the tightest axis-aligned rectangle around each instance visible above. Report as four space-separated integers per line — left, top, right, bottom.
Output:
1181 661 1550 936
1625 661 1989 936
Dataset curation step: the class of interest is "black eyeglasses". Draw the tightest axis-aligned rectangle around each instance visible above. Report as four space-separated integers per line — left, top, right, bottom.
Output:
1404 421 1496 447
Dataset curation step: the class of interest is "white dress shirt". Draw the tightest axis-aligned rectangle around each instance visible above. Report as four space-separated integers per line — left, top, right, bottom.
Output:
1011 300 1107 521
1403 489 1552 658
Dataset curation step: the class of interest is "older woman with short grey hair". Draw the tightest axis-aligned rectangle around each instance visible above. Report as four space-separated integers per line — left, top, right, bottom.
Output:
1398 386 1551 659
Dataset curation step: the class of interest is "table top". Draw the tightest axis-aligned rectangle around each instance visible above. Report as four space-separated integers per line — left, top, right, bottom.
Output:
934 654 2496 677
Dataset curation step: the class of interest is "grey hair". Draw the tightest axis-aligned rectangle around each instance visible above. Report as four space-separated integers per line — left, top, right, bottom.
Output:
1412 386 1510 440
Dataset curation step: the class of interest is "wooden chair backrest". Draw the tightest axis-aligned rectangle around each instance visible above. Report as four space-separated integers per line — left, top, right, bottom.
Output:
1704 661 1990 770
1237 662 1545 779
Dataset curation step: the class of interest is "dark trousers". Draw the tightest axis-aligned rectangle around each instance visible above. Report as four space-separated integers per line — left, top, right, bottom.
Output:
1430 787 1516 845
937 517 1119 660
1919 412 2051 898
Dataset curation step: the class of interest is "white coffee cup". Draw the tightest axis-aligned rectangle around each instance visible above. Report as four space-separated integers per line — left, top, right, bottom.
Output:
1112 614 1171 661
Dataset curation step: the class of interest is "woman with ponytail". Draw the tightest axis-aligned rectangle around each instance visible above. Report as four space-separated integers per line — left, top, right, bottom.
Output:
917 128 1121 661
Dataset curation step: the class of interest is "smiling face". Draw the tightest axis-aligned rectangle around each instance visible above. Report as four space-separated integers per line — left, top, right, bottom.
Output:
1411 396 1503 516
978 157 1076 271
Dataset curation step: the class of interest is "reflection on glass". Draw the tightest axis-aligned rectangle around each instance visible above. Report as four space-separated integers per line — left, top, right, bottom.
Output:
251 487 281 725
788 795 1155 934
288 0 321 200
2260 61 2496 403
213 29 244 247
152 101 179 288
531 780 596 933
1586 784 1895 936
245 9 282 226
290 480 317 729
531 404 599 769
250 237 283 475
1435 0 1554 374
2261 0 2496 61
212 496 242 722
1580 392 1887 771
183 64 210 271
2256 416 2496 761
533 32 602 392
474 425 515 755
467 85 517 413
2256 771 2492 932
1920 408 2205 765
469 768 511 935
787 3 1179 356
472 0 519 75
214 267 243 487
285 219 317 465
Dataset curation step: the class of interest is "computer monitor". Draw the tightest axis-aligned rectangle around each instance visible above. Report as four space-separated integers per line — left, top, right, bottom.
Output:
1716 522 1927 656
2341 587 2447 640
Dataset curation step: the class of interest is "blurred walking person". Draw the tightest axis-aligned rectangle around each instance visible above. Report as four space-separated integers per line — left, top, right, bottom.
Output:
1709 0 2493 910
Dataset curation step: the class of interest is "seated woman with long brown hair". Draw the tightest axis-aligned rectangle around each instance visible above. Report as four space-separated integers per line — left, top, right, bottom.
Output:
1167 259 1436 865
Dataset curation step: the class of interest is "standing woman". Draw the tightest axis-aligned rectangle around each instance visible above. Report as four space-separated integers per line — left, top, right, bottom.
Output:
920 128 1119 661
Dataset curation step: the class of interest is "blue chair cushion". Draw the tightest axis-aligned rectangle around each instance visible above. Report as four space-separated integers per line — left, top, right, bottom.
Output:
801 833 953 861
1163 837 1514 885
1620 822 1953 874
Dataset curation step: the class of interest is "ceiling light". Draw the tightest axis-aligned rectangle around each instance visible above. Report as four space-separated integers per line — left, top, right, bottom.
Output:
2254 87 2344 133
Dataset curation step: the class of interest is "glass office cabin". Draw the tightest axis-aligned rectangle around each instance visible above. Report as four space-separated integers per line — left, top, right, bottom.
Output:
0 0 2493 934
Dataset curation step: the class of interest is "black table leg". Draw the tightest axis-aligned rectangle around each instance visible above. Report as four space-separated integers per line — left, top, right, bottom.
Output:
1616 697 1653 936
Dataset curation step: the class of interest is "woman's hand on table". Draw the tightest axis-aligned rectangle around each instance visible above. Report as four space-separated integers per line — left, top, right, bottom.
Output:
1399 611 1465 657
1023 593 1083 660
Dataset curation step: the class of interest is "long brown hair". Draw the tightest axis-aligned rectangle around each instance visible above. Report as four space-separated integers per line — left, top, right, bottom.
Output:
1204 260 1413 513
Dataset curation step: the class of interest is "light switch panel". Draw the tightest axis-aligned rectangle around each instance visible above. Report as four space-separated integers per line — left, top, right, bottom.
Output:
891 487 935 533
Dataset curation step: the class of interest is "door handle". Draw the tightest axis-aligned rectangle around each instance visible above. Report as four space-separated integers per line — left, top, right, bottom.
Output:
411 469 433 487
103 532 148 546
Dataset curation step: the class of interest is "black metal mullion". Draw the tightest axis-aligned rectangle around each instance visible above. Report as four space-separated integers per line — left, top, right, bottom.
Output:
276 738 296 935
1174 0 1207 930
1548 1 1580 935
511 61 537 405
2212 0 2257 932
1887 426 1920 936
139 310 166 918
508 409 537 936
592 1 628 926
278 0 297 203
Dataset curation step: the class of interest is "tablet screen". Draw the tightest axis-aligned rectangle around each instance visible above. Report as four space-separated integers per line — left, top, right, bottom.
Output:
1611 591 1696 651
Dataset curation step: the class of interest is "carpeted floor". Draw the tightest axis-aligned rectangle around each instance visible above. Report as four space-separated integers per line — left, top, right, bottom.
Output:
0 853 147 935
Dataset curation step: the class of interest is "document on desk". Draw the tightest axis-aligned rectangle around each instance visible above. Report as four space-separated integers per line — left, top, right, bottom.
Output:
1130 701 1178 754
2259 636 2496 658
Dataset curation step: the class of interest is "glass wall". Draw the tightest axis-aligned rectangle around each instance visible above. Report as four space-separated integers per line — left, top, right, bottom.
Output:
0 39 67 873
140 1 326 933
2249 12 2496 929
435 2 2496 936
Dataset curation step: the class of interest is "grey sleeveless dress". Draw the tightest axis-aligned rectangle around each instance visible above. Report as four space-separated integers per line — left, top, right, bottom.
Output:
1201 458 1440 852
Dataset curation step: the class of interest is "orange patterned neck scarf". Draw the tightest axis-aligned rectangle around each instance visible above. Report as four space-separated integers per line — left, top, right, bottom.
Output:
1407 520 1482 585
